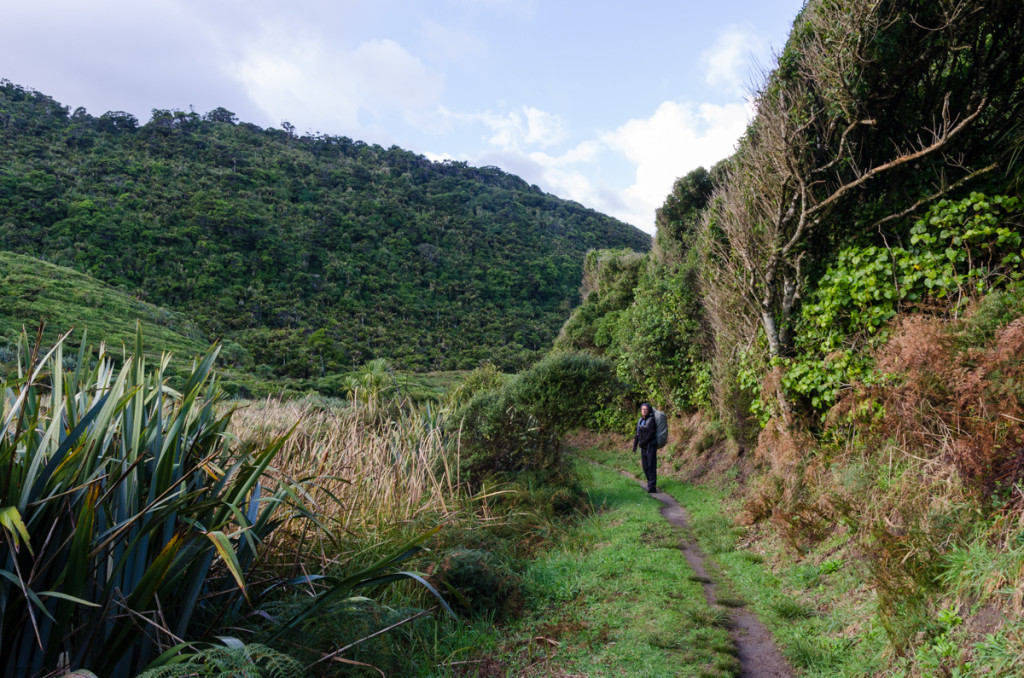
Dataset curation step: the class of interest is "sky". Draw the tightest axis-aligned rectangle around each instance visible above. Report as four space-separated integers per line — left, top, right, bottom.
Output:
1 0 806 234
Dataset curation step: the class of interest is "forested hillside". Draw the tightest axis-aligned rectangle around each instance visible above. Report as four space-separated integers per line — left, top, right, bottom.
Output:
555 0 1024 673
0 81 649 376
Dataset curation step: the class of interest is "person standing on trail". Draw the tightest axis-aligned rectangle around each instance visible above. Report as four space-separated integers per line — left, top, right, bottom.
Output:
633 402 658 493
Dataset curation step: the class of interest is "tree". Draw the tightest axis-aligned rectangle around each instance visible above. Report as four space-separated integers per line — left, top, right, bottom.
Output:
96 110 138 133
205 107 237 124
707 0 1024 364
655 166 716 258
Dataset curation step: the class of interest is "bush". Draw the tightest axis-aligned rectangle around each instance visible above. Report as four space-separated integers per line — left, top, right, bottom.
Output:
611 263 710 412
445 362 508 406
431 548 523 620
455 351 626 483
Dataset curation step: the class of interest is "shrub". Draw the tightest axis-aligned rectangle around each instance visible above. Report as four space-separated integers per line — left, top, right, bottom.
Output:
455 351 626 483
445 362 508 406
610 264 710 412
431 548 523 621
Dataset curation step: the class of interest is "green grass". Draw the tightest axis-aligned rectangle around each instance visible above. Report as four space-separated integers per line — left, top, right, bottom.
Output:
0 250 209 366
958 615 1024 677
670 481 889 677
427 462 740 677
576 443 890 677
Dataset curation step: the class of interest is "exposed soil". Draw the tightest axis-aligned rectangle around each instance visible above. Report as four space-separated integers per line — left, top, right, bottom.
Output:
618 467 795 678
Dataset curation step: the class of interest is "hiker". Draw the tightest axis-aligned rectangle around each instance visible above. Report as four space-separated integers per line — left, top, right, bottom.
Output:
633 402 658 493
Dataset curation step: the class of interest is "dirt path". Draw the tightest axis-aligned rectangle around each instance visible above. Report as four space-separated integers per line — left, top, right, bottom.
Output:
619 469 795 678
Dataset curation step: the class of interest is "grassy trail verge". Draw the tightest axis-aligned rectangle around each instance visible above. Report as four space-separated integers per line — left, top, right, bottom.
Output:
440 459 741 677
577 440 890 677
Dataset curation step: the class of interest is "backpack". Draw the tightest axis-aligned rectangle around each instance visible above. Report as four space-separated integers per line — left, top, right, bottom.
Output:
654 410 668 448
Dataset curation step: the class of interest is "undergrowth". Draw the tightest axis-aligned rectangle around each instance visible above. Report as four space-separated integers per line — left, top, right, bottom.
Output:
694 285 1024 676
431 462 742 677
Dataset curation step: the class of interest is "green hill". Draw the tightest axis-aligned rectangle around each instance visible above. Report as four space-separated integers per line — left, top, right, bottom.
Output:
0 249 209 368
0 81 650 376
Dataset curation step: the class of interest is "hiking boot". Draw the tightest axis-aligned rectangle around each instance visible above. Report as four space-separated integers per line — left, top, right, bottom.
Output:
647 485 658 493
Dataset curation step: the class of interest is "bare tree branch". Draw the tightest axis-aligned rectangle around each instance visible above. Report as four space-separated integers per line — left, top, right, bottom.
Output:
802 97 987 223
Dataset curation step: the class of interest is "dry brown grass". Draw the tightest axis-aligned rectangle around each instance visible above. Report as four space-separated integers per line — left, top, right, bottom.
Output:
670 411 747 483
229 395 464 544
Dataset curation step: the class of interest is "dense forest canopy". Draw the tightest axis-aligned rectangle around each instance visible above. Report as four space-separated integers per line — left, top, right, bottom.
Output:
0 81 650 376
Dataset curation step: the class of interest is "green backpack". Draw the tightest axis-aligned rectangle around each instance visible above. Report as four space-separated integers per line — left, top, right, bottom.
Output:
654 410 668 448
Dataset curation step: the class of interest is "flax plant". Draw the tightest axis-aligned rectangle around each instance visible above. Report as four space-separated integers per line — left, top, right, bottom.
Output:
0 328 295 678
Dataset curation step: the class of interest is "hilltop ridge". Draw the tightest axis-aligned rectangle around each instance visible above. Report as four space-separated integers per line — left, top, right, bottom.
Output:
0 80 650 376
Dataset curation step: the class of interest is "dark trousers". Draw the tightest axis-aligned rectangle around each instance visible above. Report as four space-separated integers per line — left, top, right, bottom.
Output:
640 444 657 490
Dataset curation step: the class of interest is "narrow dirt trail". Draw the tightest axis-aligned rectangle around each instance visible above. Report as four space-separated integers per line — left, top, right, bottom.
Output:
617 468 795 678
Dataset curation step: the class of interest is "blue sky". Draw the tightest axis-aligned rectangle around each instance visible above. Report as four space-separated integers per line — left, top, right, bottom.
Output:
2 0 806 233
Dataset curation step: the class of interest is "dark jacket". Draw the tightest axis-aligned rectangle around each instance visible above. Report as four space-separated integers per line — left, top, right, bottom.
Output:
633 413 657 452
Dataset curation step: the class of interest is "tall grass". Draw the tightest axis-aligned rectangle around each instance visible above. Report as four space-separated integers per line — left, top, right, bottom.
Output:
229 393 463 538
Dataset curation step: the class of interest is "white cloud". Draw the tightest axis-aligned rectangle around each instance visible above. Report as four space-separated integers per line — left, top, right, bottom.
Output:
602 100 752 229
522 107 566 147
231 28 443 134
431 98 751 233
476 116 603 209
424 150 455 163
533 165 602 207
701 25 765 95
438 105 566 150
484 107 565 148
529 140 601 167
424 118 608 217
